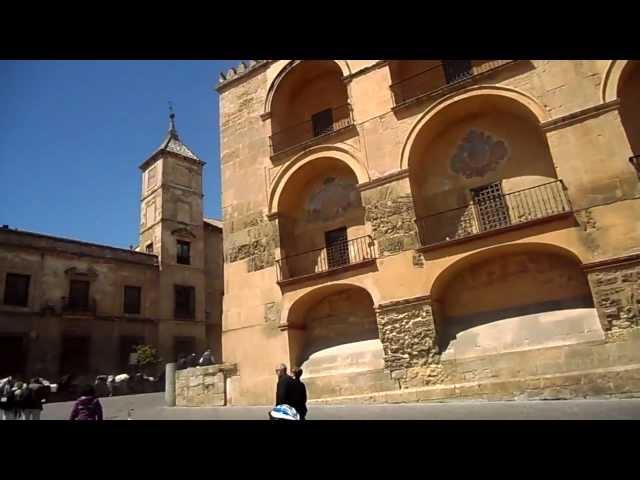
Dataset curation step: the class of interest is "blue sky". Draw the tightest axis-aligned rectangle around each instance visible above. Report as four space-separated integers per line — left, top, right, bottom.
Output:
0 60 240 248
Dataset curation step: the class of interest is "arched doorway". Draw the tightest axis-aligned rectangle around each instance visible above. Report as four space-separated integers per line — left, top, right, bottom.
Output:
431 245 603 361
286 284 394 398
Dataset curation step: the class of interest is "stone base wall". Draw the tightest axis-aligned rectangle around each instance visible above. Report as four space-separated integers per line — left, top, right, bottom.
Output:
374 296 443 388
175 364 237 407
586 260 640 333
309 362 640 405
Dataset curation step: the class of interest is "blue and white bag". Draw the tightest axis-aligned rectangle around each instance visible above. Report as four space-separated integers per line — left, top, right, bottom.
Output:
270 404 300 420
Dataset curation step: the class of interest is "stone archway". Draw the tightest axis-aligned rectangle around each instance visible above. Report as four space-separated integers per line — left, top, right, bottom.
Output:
430 244 603 361
285 283 395 399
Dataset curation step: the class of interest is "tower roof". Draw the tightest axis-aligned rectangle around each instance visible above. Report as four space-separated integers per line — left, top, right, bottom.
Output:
139 111 205 170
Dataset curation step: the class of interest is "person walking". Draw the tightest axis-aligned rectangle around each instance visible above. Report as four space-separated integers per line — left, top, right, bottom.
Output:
0 377 16 420
290 367 308 421
22 378 47 420
269 363 298 420
69 384 103 421
12 380 27 420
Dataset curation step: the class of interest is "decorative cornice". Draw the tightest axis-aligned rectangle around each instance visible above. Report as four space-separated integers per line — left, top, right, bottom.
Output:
375 294 432 312
357 169 410 192
541 99 621 132
582 251 640 272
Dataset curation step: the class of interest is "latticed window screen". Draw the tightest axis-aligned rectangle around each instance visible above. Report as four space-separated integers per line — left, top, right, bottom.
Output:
325 227 349 269
442 60 473 84
471 182 511 232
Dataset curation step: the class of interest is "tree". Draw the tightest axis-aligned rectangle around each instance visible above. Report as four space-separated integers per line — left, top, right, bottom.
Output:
135 344 161 375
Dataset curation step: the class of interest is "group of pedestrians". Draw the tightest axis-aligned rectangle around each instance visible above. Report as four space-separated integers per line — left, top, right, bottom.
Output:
271 364 308 421
176 349 214 370
0 377 48 420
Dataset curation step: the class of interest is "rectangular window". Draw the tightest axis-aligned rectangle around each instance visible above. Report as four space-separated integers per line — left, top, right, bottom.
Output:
3 273 30 307
145 242 154 254
174 285 195 319
312 108 334 137
442 60 473 84
68 280 90 310
471 182 511 232
123 286 142 315
325 227 349 269
177 240 191 265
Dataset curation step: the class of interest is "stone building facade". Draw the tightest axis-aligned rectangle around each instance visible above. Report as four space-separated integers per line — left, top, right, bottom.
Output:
216 60 640 405
0 115 223 382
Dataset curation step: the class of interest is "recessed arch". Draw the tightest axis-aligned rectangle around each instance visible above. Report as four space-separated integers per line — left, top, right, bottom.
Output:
601 60 630 103
268 145 369 216
429 242 601 361
264 60 352 115
283 282 387 398
400 85 550 171
430 242 586 300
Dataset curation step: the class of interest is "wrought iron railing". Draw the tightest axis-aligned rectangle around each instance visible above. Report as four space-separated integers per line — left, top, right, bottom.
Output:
276 235 376 282
269 103 355 156
61 297 97 315
390 60 516 107
415 180 571 248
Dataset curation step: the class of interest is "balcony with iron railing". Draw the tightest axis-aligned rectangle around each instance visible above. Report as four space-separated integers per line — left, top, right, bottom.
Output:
61 297 97 316
390 60 518 108
269 104 356 158
276 235 376 284
415 180 572 250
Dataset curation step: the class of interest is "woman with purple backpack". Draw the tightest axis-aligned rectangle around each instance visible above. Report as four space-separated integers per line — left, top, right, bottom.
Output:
69 384 103 421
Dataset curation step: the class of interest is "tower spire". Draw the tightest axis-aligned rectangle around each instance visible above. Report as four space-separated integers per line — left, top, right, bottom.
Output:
168 101 179 140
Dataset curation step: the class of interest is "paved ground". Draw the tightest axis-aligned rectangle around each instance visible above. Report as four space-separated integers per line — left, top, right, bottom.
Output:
39 392 640 420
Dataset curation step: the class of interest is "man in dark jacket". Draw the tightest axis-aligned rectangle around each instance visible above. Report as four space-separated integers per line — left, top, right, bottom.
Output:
22 378 47 420
290 367 308 420
271 364 297 419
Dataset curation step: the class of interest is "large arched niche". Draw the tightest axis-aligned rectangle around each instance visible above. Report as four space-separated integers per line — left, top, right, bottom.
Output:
266 61 351 154
264 60 352 114
275 155 367 279
285 284 384 379
430 243 603 361
268 145 369 216
402 88 557 245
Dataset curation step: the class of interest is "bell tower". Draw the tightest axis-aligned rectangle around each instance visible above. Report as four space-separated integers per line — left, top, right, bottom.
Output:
138 110 208 360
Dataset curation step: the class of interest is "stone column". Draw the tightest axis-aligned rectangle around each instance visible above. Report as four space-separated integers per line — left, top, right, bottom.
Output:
165 362 176 407
585 256 640 342
359 171 420 257
374 295 446 388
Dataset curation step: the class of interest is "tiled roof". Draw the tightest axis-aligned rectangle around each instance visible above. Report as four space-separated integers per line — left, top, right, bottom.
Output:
140 114 204 169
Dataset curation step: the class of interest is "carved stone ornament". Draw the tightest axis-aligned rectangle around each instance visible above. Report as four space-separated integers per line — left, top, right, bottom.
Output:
450 129 509 179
